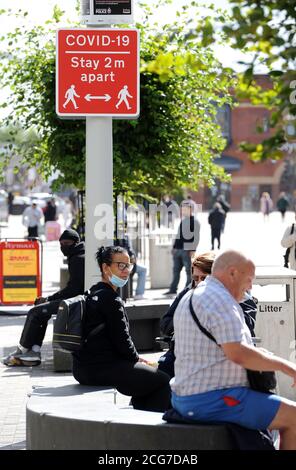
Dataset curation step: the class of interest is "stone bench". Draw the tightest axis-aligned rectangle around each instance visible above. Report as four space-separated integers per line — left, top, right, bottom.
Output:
126 299 171 350
26 379 233 450
53 299 171 372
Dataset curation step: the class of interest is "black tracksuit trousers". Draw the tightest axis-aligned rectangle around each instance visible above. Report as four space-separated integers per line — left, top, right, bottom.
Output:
73 358 171 412
20 300 61 349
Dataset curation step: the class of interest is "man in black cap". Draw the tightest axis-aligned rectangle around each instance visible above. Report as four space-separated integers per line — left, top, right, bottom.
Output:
2 229 85 366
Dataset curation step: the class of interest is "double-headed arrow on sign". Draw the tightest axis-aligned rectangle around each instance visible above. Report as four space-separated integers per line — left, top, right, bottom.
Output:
84 94 111 102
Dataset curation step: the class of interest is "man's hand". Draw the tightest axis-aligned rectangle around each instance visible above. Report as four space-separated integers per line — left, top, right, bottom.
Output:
138 357 149 364
34 296 48 305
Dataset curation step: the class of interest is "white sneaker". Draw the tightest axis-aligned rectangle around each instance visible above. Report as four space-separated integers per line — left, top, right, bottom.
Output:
21 350 41 364
134 295 145 300
2 348 41 367
2 347 24 366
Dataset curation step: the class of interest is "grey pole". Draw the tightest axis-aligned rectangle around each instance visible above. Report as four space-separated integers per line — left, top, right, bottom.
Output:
85 116 114 289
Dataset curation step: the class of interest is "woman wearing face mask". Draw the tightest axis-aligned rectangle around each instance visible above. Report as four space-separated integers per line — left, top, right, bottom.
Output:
72 245 171 412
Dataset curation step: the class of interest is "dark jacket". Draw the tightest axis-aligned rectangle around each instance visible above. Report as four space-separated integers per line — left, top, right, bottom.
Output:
208 207 225 231
73 281 139 365
47 242 85 301
160 285 192 336
160 287 257 339
217 197 230 214
44 203 57 222
173 216 200 251
277 197 289 212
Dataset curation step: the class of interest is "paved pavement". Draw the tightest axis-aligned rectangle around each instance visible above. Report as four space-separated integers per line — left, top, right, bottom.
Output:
0 315 161 450
0 211 295 450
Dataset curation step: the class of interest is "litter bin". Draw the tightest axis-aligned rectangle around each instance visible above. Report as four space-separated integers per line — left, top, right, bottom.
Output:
149 229 174 289
253 266 296 400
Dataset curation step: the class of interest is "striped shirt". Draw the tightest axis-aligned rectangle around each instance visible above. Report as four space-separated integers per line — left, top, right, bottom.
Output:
171 276 252 396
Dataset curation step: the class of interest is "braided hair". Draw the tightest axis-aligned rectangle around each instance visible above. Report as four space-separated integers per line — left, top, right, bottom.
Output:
96 245 128 272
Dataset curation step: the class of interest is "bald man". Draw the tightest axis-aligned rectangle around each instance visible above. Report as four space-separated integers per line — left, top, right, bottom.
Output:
171 250 296 450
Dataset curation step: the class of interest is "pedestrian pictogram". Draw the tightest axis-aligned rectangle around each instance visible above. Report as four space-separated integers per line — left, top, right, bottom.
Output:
56 28 139 117
116 85 133 110
63 84 80 109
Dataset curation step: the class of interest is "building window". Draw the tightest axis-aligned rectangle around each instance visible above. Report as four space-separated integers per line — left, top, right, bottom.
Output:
214 155 242 172
286 123 296 137
262 117 269 132
215 104 231 145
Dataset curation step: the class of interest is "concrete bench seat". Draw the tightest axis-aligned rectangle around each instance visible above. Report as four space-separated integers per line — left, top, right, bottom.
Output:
26 379 233 450
53 299 171 372
125 299 171 351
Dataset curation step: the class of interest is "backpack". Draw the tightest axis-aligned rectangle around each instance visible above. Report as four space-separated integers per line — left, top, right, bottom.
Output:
53 290 105 352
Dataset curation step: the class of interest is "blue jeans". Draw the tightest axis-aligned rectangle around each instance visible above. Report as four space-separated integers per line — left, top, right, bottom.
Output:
169 249 192 293
135 263 147 296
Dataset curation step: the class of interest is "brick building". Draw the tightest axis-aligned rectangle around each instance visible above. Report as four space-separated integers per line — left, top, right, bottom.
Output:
192 75 290 211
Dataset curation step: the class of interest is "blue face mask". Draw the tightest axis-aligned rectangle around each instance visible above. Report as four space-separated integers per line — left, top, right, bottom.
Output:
109 273 129 288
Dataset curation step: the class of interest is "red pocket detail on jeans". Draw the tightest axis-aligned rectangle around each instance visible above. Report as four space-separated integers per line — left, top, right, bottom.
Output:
223 395 241 407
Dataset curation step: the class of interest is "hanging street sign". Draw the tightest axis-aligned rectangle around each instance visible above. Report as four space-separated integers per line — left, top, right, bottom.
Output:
56 28 139 118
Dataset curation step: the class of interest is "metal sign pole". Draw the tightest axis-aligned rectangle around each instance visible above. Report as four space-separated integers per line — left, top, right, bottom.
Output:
85 116 113 289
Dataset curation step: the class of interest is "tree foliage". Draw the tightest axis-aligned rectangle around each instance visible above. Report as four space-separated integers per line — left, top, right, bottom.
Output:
223 0 296 161
0 1 234 198
147 0 295 162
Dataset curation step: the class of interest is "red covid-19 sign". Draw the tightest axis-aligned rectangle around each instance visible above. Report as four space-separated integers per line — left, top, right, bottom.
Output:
56 28 139 118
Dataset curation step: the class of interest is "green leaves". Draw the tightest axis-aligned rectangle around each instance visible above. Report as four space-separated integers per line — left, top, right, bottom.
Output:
225 0 296 159
0 1 233 198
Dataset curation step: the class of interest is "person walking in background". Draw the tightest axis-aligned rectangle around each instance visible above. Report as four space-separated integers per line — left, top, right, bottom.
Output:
164 200 200 296
260 192 273 220
62 197 74 229
292 190 296 213
22 201 44 238
44 199 60 241
216 194 230 232
44 199 57 223
281 213 296 270
183 194 197 210
7 191 14 215
160 195 179 228
277 192 289 221
208 202 225 250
